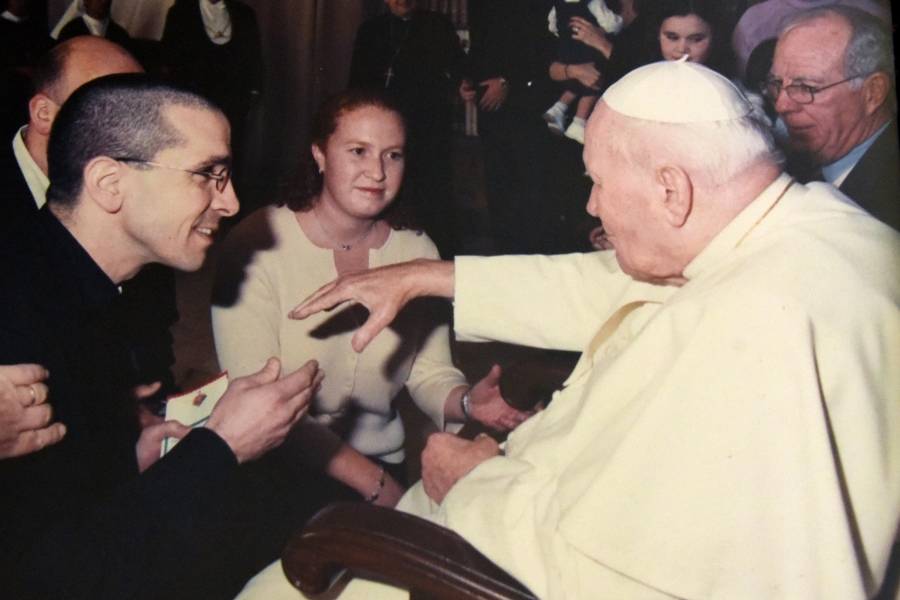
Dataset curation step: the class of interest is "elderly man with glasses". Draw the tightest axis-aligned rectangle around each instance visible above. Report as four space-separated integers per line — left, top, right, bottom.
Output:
767 5 899 231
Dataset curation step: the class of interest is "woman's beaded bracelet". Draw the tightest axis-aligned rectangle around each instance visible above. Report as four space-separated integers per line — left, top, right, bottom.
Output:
365 466 386 503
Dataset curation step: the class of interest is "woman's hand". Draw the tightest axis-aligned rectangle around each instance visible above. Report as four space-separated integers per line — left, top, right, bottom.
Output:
570 62 603 90
325 442 408 507
569 16 613 57
467 365 534 433
477 77 509 111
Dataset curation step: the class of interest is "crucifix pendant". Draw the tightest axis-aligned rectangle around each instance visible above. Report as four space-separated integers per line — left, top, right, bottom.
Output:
385 67 394 88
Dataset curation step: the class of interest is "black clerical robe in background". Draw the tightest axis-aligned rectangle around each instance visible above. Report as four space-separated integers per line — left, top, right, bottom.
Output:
349 8 467 257
161 0 263 204
0 16 51 140
0 208 350 600
56 16 135 54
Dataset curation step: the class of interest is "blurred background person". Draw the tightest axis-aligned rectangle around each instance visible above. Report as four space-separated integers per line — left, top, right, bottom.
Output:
767 6 898 231
348 0 468 258
460 0 573 255
543 0 623 143
650 0 736 77
55 0 135 58
161 0 263 207
732 0 889 81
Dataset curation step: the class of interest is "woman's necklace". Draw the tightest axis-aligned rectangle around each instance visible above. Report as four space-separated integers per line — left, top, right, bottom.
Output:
313 206 376 251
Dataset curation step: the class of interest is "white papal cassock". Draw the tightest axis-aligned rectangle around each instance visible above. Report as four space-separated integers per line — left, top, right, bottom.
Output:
237 174 900 600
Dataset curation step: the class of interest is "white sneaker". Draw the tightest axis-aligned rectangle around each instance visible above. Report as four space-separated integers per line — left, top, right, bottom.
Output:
543 107 566 136
565 120 585 144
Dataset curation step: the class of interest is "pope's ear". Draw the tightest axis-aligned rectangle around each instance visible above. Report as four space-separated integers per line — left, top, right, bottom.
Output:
28 94 60 137
82 156 126 214
656 164 693 228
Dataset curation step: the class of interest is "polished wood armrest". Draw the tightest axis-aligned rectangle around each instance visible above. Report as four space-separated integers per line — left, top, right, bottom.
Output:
282 502 537 600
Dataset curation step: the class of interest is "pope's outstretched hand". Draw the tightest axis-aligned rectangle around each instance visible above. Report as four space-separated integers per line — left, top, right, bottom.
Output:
289 258 455 352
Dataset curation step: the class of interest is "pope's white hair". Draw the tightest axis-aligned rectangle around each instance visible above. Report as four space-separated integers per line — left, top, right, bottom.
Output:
604 104 783 188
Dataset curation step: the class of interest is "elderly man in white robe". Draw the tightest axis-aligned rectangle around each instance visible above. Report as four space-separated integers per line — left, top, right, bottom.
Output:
238 60 900 600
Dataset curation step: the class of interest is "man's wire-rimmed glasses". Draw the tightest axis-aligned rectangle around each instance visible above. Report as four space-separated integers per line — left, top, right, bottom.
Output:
762 75 867 105
114 157 232 192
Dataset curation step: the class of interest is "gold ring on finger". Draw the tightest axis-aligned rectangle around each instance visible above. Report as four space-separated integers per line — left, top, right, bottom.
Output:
28 384 37 405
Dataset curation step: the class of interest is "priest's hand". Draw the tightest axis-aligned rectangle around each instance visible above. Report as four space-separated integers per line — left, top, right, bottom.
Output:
136 420 191 472
289 258 455 352
422 433 501 504
0 364 66 459
206 358 322 464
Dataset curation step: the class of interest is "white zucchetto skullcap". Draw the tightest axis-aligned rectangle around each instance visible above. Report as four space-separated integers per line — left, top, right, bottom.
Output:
603 58 753 123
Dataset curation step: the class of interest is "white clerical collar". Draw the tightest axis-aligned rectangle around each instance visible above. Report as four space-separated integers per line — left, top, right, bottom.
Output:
1 10 26 23
821 121 891 188
683 173 795 280
12 126 49 209
82 13 109 37
200 0 232 44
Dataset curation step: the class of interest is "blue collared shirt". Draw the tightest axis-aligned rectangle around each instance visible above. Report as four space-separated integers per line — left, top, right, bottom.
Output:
822 121 891 187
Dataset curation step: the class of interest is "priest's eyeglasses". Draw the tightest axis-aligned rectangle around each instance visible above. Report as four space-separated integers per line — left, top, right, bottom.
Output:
114 158 232 192
762 75 866 104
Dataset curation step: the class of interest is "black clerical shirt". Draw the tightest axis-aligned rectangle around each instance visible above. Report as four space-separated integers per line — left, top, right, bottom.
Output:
0 208 355 599
0 138 180 406
0 207 239 599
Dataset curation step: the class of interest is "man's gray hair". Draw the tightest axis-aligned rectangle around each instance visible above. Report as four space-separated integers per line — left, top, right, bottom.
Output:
780 6 894 92
608 106 783 188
